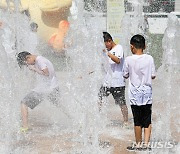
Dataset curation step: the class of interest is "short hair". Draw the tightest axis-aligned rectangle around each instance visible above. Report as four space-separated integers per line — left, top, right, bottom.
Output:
130 34 145 49
103 32 113 42
30 22 38 31
17 51 31 67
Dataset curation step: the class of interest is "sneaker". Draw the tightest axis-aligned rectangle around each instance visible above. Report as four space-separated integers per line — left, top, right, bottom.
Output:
127 143 149 151
126 143 137 151
20 127 28 132
141 145 152 151
127 145 136 151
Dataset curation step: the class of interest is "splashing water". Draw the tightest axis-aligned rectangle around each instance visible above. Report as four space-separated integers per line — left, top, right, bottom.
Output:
121 0 150 57
61 1 106 152
0 0 180 153
152 13 180 153
0 0 107 153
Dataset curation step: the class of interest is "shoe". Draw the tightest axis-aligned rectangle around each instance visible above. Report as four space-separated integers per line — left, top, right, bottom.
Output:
141 145 152 151
20 127 28 132
127 145 136 151
126 143 137 151
127 142 150 152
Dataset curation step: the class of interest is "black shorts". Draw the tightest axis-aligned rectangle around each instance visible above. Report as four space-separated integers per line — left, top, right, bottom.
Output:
98 86 126 106
131 104 152 128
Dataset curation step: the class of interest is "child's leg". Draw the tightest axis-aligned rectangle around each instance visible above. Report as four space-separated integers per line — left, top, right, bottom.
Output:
134 126 142 145
112 87 128 122
21 103 28 128
142 104 152 146
21 91 43 128
131 105 143 145
120 104 128 122
98 87 109 112
144 124 152 145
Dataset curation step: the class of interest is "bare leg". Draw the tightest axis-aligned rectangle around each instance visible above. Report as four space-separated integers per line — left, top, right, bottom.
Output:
21 103 28 128
134 126 142 146
120 104 128 122
144 124 152 145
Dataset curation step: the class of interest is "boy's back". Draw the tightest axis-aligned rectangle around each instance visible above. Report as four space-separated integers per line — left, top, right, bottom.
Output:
124 54 155 88
124 54 155 106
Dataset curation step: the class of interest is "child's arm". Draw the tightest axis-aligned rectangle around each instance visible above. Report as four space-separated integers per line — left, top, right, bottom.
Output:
103 49 120 64
151 58 156 79
28 65 49 76
41 68 49 76
107 52 120 64
123 59 129 79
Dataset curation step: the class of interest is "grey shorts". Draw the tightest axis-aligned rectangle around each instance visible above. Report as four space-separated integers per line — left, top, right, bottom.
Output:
98 86 126 106
22 88 59 109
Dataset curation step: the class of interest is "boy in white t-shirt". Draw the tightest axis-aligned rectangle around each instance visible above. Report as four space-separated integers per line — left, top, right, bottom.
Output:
17 51 59 132
123 35 156 151
99 32 128 124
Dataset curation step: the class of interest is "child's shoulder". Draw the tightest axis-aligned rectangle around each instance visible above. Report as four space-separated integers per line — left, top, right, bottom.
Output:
144 54 154 60
36 56 48 63
116 44 123 48
124 56 133 64
125 55 133 60
113 44 123 51
37 55 48 61
145 54 152 57
125 54 153 61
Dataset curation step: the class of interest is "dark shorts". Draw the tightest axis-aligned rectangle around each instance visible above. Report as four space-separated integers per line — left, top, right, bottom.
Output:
98 86 126 106
22 88 60 109
131 104 152 128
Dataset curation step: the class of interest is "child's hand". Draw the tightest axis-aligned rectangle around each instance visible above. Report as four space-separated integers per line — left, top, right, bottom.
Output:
28 65 36 71
103 49 107 53
28 65 48 76
103 49 108 55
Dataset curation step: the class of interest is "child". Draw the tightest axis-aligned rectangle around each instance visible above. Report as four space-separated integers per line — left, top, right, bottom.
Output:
17 51 59 132
123 34 156 151
99 32 128 125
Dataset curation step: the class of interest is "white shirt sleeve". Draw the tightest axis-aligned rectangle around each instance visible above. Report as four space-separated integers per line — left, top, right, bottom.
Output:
115 45 124 59
37 59 47 70
123 58 129 78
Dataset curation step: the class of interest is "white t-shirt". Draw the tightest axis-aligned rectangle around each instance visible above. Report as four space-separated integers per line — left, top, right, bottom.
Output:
123 54 156 105
104 44 125 87
33 56 58 93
